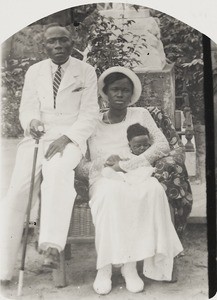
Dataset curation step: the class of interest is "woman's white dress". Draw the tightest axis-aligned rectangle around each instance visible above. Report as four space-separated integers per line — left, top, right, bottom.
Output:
88 107 183 281
101 165 156 185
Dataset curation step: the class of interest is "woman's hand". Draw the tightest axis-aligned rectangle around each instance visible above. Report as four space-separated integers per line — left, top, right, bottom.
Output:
104 155 122 167
110 162 126 173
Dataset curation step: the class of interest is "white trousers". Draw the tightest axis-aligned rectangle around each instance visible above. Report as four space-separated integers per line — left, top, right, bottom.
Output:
0 138 82 280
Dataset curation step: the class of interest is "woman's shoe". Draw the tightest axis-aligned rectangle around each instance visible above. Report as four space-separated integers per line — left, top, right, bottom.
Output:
93 264 112 295
121 262 144 293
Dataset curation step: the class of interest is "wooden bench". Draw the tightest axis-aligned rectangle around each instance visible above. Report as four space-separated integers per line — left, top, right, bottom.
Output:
52 203 95 287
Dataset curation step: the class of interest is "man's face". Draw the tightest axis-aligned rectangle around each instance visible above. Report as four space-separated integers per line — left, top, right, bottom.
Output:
44 26 73 64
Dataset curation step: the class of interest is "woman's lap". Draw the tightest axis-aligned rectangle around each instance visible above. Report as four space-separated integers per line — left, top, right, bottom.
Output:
89 177 164 220
89 176 183 277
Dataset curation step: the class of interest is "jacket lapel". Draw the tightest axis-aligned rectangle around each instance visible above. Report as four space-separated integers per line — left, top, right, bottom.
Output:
37 59 54 107
58 57 80 92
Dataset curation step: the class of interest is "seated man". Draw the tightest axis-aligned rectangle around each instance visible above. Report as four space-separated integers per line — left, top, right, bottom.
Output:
0 23 98 287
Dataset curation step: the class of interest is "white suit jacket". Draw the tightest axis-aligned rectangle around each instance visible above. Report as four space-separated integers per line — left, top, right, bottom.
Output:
19 57 99 155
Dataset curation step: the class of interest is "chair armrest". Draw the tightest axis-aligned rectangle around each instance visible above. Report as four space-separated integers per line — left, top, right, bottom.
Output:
75 157 91 181
154 153 186 175
169 146 186 164
147 106 185 158
74 158 90 204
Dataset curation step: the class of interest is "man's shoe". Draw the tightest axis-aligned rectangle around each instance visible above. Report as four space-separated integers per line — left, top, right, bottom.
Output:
121 262 144 293
93 264 112 295
0 280 10 287
42 247 60 269
0 280 11 298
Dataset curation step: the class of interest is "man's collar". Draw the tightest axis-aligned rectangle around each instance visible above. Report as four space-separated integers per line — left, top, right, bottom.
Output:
50 57 70 73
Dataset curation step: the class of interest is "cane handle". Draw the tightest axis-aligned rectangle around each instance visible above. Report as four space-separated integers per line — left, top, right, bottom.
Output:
38 125 44 132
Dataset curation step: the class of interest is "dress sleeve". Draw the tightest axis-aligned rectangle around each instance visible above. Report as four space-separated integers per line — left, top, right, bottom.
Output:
119 108 170 172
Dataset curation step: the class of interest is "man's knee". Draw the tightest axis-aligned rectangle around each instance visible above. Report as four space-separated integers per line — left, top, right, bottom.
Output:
61 144 82 169
42 160 73 177
42 152 81 175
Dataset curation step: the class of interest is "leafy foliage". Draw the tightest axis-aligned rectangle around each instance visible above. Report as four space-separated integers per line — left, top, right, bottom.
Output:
9 25 47 61
70 9 146 107
1 58 39 137
153 11 204 124
70 9 145 76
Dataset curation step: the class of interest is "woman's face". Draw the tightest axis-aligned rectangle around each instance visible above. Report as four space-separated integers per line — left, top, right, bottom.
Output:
106 78 133 110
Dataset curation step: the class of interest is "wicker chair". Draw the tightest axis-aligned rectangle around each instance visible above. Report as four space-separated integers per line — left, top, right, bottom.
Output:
52 106 193 287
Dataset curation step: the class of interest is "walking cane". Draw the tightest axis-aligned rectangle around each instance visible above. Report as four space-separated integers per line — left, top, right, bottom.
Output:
17 131 42 297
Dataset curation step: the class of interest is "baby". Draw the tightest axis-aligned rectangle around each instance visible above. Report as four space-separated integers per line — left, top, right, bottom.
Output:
102 123 156 185
127 122 151 155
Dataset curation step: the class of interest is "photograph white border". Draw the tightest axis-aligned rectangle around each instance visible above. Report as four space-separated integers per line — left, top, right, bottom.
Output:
0 1 216 299
0 0 217 45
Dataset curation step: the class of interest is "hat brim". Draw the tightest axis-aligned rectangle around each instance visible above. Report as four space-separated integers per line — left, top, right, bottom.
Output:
98 66 142 106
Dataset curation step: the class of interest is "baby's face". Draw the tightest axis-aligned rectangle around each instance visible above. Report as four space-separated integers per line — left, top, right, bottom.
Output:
129 135 151 155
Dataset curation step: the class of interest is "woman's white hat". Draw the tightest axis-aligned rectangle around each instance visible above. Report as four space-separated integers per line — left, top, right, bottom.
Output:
98 66 142 105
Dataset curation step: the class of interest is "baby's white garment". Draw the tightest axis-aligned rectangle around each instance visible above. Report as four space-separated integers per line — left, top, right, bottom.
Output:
102 166 156 185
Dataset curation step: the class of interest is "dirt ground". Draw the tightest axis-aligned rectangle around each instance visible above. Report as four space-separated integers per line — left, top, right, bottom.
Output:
0 224 208 300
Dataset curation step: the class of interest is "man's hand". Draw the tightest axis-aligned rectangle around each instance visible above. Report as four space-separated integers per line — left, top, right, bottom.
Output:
45 135 71 160
30 119 45 139
104 155 122 167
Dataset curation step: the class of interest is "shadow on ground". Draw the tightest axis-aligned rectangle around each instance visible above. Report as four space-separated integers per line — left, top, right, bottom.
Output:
1 224 208 300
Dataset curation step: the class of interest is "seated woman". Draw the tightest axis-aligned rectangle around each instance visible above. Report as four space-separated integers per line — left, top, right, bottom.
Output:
87 66 183 295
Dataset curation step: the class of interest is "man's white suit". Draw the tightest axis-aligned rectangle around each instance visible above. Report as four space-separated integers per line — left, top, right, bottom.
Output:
0 57 98 280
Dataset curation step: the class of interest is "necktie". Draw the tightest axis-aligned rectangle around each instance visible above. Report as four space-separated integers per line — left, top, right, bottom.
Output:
53 65 62 109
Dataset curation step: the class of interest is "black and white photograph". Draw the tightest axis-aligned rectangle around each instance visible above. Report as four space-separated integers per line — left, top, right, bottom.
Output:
0 1 216 299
